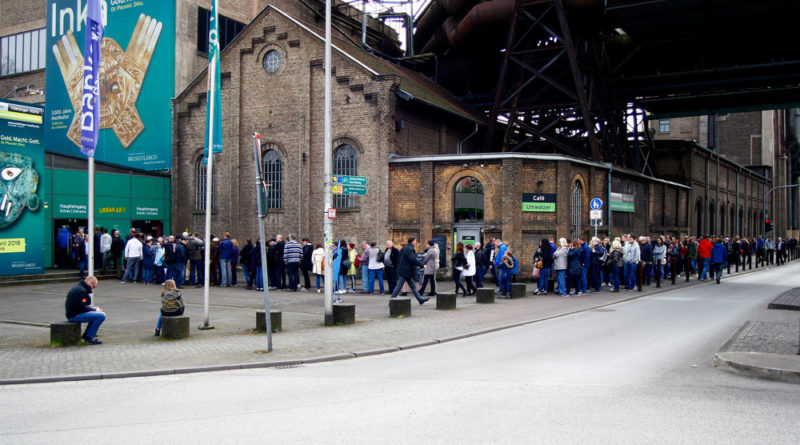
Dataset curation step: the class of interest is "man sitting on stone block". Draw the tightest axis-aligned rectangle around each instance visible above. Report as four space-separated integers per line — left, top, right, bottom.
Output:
65 276 106 345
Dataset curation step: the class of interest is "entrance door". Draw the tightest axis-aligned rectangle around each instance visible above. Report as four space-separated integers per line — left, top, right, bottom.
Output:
454 223 482 250
131 220 164 239
53 218 87 269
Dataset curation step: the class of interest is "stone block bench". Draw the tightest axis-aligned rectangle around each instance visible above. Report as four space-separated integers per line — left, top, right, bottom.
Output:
333 303 356 325
389 297 412 317
475 287 495 304
436 292 457 310
50 321 81 346
256 310 283 332
161 315 190 339
510 282 527 299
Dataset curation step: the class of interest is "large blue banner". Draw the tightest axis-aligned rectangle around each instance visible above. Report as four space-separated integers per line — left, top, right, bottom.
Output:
46 0 175 170
0 100 45 276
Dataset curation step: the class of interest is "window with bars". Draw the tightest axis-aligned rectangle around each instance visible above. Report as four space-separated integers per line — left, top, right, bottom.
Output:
262 148 282 209
571 181 582 239
333 144 358 208
1 29 46 77
195 157 216 211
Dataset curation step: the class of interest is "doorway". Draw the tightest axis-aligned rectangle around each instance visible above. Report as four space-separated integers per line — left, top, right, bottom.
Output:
131 220 164 239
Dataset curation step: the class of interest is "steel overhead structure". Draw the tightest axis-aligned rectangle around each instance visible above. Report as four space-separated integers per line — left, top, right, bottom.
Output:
411 0 800 168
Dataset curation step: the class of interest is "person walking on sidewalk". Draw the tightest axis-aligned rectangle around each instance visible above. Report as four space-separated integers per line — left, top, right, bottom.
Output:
451 242 468 296
390 237 429 305
464 243 477 295
65 276 105 345
419 239 438 296
698 236 713 280
122 233 143 283
711 237 728 284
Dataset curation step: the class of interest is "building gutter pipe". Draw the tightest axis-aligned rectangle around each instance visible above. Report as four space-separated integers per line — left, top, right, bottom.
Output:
458 123 480 154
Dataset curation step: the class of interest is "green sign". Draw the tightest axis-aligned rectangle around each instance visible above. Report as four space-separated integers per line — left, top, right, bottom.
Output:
332 175 368 186
331 185 367 196
522 193 556 212
610 192 635 212
46 0 176 170
0 100 45 276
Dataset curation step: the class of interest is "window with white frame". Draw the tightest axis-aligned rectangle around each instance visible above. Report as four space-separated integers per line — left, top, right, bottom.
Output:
1 29 46 77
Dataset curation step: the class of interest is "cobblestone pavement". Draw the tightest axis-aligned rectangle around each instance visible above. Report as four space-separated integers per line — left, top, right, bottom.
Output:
0 264 792 382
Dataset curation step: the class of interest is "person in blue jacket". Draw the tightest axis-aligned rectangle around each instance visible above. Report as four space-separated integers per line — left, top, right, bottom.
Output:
579 237 591 294
711 237 729 284
567 240 583 295
56 226 71 269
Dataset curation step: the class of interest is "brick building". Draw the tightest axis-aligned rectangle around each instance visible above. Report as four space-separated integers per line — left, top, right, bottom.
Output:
172 5 483 243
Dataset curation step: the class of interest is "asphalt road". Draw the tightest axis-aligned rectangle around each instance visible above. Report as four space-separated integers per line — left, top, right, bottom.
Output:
3 264 800 444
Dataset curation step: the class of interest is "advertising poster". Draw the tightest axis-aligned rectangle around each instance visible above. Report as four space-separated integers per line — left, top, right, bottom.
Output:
46 0 175 170
0 100 45 275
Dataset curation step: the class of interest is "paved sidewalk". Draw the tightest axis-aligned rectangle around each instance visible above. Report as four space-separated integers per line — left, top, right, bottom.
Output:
0 263 794 384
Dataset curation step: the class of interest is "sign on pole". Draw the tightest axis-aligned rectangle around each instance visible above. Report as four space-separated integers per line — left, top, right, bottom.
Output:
590 198 603 210
331 185 368 196
590 209 602 220
332 175 367 186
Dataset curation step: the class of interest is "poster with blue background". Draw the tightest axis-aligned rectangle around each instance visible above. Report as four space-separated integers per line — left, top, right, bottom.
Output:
0 99 45 276
46 0 175 170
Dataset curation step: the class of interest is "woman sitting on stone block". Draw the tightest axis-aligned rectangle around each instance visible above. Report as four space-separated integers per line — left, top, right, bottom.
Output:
155 279 185 337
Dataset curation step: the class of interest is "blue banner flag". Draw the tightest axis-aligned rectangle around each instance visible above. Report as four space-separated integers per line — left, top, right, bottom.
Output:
80 0 104 158
204 0 223 163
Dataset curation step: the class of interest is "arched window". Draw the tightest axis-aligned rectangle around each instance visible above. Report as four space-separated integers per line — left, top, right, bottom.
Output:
262 148 282 209
720 204 726 236
195 157 216 211
333 144 358 208
453 177 484 223
571 181 582 239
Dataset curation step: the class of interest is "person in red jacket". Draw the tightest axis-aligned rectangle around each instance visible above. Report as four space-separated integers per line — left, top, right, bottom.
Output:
697 236 713 280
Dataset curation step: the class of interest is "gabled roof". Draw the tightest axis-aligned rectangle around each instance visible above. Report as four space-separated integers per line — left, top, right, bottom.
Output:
177 5 485 124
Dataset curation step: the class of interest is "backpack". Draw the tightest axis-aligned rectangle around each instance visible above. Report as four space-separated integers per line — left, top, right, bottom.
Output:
599 247 608 264
377 250 384 262
161 290 184 315
354 254 361 269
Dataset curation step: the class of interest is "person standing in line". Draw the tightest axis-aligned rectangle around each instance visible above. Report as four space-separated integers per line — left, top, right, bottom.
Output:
640 236 653 286
652 238 666 282
141 237 155 285
56 225 71 269
589 237 605 292
240 238 254 289
311 243 325 293
766 236 775 265
252 239 264 291
75 233 88 279
300 238 314 291
359 241 370 293
266 239 278 289
608 240 624 292
173 237 188 289
553 238 569 296
283 234 303 292
493 238 508 291
65 276 105 345
230 239 240 286
347 243 358 292
451 242 468 296
367 241 385 295
419 240 438 296
154 240 165 284
99 228 112 273
534 238 553 295
389 237 429 305
122 233 143 283
473 242 485 288
464 243 477 295
498 248 515 298
384 241 400 295
711 237 728 284
218 232 233 287
186 233 204 287
275 234 287 289
623 234 640 290
579 237 591 294
484 238 497 286
567 239 582 295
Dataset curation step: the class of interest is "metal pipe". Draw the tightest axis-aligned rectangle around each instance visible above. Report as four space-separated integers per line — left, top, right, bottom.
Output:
458 123 480 154
252 133 272 351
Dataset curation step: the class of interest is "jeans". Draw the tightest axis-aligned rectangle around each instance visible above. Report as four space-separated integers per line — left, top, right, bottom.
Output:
336 274 347 293
174 263 186 288
287 262 300 291
700 258 710 280
420 274 436 295
690 259 697 274
580 267 588 293
391 274 425 302
69 310 106 339
124 257 141 282
556 269 566 294
611 265 621 291
155 265 165 284
368 268 385 293
453 268 467 295
156 309 185 330
142 266 153 283
590 265 602 291
316 274 322 290
538 267 550 292
475 265 486 288
219 259 231 286
243 266 251 287
624 262 637 289
78 259 87 278
190 259 203 285
712 262 723 282
361 266 370 291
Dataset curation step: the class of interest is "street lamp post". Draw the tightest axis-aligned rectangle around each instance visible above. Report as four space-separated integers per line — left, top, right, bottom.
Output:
763 183 800 241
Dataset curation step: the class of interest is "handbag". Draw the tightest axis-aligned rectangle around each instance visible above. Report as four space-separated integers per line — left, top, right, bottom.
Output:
536 260 543 269
532 266 540 279
342 258 352 270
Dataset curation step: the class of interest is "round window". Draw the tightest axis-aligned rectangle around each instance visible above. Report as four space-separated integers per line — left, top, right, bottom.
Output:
263 50 282 73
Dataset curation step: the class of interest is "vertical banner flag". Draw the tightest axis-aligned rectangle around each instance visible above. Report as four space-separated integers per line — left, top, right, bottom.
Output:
204 0 223 163
80 0 104 157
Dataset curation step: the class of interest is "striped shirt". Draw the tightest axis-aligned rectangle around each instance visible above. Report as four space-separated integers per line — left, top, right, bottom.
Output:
283 240 303 264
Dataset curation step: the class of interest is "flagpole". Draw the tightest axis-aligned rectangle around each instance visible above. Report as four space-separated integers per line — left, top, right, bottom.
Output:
201 54 215 330
323 0 334 326
88 158 94 277
253 133 272 351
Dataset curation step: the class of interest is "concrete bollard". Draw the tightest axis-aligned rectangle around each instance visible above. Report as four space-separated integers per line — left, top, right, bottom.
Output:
510 283 527 299
389 297 412 317
256 310 283 332
436 292 457 310
476 287 495 304
50 322 81 346
161 315 190 339
333 303 356 325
